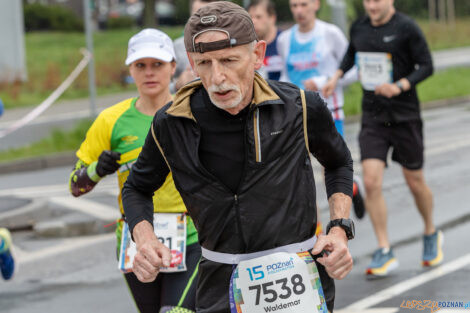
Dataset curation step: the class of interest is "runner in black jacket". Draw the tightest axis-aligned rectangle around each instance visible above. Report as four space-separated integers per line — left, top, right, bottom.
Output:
323 0 443 278
123 2 355 312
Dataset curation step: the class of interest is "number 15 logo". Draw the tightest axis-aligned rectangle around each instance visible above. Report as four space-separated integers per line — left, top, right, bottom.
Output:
247 266 265 281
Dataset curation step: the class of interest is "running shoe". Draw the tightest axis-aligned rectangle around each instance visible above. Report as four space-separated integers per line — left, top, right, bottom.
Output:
0 228 15 280
365 248 399 278
422 230 444 267
352 176 366 219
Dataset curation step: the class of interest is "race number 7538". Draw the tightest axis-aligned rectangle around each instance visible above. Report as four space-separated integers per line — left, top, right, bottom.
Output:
248 274 306 305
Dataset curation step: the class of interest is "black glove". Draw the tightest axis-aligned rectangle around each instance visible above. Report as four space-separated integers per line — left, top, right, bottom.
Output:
96 150 121 177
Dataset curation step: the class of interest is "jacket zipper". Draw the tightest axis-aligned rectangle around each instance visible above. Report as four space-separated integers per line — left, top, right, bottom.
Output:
253 107 262 163
231 107 260 250
192 121 248 250
233 193 247 250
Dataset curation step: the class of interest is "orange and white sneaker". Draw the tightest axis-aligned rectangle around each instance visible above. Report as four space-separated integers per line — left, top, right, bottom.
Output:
365 248 399 278
422 230 444 267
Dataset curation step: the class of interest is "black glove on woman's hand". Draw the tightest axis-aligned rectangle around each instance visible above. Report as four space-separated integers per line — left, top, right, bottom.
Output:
96 150 121 177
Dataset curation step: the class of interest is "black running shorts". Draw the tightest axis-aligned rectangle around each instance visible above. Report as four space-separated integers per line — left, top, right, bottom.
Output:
124 242 201 313
359 120 424 170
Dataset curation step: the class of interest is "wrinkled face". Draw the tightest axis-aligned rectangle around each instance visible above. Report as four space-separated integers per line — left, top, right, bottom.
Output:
129 58 175 98
363 0 394 25
289 0 319 28
249 4 276 40
188 31 266 113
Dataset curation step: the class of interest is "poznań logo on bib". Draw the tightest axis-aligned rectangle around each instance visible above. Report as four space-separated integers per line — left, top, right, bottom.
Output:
230 252 328 313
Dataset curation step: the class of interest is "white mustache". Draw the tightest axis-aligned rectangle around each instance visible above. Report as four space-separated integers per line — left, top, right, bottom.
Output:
208 84 240 94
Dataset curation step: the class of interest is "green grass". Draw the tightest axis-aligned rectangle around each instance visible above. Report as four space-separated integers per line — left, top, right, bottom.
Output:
1 18 469 110
418 67 470 102
343 67 470 116
418 18 470 51
0 119 92 163
0 26 184 109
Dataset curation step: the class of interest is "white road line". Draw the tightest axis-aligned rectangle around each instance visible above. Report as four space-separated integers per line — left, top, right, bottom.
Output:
344 253 470 310
426 137 470 156
14 233 114 265
0 184 67 197
0 182 116 198
0 110 92 128
346 135 470 162
49 196 120 221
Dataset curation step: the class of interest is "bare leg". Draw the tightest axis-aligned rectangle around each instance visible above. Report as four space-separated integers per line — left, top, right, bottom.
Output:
402 167 435 235
362 159 389 248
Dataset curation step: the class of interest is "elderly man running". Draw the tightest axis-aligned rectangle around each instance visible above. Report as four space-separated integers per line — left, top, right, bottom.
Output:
123 2 355 312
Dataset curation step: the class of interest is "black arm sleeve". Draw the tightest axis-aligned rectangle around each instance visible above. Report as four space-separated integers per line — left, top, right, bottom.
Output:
339 25 357 75
122 118 170 234
405 20 433 86
305 91 353 198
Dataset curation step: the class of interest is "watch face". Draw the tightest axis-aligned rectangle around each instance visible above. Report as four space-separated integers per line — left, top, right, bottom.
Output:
348 219 355 239
339 218 355 239
327 219 355 239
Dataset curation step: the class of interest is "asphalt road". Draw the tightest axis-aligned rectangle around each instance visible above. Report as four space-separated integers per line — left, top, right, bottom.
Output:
1 101 470 312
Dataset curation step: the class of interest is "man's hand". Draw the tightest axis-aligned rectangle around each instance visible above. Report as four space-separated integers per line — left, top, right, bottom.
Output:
303 79 319 92
96 150 121 177
132 220 171 283
311 228 353 280
322 69 343 98
375 83 401 98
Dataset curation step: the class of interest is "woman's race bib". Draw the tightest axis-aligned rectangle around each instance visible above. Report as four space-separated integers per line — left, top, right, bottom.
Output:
118 213 187 273
229 251 328 313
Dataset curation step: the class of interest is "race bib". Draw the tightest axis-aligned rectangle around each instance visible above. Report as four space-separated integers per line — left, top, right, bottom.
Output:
118 213 187 273
229 251 328 313
356 52 393 91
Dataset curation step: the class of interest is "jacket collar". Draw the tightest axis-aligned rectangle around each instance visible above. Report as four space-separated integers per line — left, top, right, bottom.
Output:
166 72 280 120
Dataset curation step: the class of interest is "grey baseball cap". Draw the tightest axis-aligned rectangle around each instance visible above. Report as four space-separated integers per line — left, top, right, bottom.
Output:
184 1 258 53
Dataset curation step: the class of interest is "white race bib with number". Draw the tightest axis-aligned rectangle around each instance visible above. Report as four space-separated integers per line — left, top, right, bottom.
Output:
356 52 393 91
118 213 187 273
229 252 328 313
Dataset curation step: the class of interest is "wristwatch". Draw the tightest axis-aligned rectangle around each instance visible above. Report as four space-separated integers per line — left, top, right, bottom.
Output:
395 80 405 92
326 218 355 240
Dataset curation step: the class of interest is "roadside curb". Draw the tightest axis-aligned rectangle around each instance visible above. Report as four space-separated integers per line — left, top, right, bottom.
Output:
1 96 469 176
0 151 76 175
344 95 470 124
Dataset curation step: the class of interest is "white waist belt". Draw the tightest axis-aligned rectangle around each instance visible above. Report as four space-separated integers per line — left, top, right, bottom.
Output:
201 236 317 265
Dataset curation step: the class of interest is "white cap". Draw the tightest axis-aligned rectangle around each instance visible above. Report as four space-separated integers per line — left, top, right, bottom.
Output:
125 28 176 66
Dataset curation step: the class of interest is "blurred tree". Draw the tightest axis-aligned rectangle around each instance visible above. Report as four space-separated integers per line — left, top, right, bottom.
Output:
174 0 243 24
24 3 83 32
348 0 467 21
174 0 190 24
143 0 157 27
455 0 470 16
271 0 292 23
429 0 436 21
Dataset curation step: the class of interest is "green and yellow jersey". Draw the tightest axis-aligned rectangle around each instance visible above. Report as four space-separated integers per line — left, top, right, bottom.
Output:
71 98 198 245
